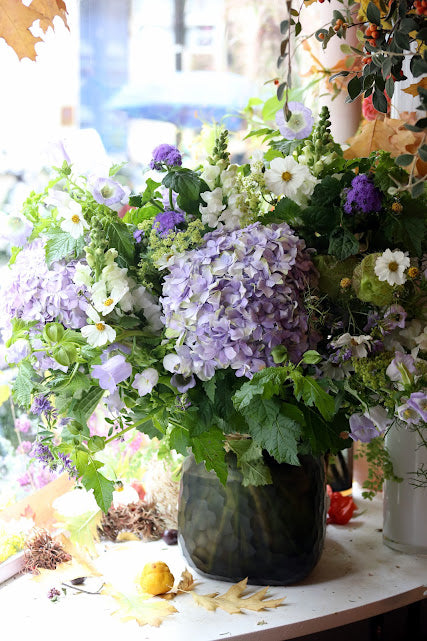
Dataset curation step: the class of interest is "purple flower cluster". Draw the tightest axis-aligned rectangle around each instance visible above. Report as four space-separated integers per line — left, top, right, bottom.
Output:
153 210 186 237
30 395 56 419
0 239 88 336
160 222 315 380
344 174 382 215
31 440 78 478
150 144 182 170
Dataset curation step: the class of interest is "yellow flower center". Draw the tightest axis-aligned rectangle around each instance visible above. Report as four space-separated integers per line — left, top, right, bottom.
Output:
95 322 105 331
388 261 399 272
340 277 352 289
281 171 292 182
71 214 81 224
104 298 114 307
408 267 419 279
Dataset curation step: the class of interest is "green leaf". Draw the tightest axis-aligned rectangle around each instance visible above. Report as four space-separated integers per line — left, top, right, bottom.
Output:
105 220 135 268
301 350 322 365
347 75 362 101
162 168 202 201
202 378 216 404
372 89 388 114
280 19 289 34
290 373 335 421
54 508 102 556
242 398 301 466
45 228 85 266
395 154 414 167
418 145 427 162
69 387 105 426
328 227 359 260
270 196 302 223
81 461 114 513
233 367 289 411
227 440 272 486
191 428 227 485
12 361 36 407
169 426 189 456
366 1 381 25
6 318 38 347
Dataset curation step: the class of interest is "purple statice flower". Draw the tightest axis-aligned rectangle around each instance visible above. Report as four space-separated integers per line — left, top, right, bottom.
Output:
275 102 314 140
15 415 32 433
47 587 61 602
30 395 56 419
349 413 379 442
407 391 427 422
344 174 382 215
31 440 55 465
386 351 417 382
152 210 185 237
90 177 128 207
150 144 182 170
0 239 89 336
57 452 78 478
175 394 192 410
91 354 132 394
160 222 315 380
133 229 144 243
382 305 407 333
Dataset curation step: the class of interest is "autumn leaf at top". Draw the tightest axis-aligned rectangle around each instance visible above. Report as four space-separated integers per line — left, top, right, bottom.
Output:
0 0 69 61
192 577 286 615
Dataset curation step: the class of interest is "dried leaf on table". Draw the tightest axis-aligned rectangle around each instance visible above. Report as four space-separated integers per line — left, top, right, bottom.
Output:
102 583 177 627
31 550 102 586
159 568 196 600
192 578 285 614
55 509 102 557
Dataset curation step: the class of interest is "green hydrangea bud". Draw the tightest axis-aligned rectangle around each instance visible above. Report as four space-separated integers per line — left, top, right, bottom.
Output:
43 322 64 343
52 343 77 367
352 253 394 306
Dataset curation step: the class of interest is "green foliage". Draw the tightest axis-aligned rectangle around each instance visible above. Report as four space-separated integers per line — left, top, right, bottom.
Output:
357 437 402 500
45 228 85 266
12 361 36 407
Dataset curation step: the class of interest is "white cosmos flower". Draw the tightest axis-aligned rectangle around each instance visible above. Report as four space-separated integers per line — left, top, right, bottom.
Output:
45 190 89 239
264 156 316 204
81 306 116 347
91 280 128 316
374 249 410 286
132 368 159 396
332 332 372 358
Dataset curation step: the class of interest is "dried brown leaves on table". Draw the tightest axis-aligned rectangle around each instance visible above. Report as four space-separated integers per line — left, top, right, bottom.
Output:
192 578 285 615
31 549 102 587
102 584 177 627
23 528 71 574
0 0 68 61
97 500 166 542
159 568 197 600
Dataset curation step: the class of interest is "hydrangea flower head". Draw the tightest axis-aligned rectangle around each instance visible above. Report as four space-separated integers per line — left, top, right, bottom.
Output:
344 174 382 215
150 144 182 170
275 102 314 140
160 222 315 381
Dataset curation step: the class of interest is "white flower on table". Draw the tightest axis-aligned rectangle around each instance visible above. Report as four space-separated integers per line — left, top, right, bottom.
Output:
81 306 116 347
374 249 410 286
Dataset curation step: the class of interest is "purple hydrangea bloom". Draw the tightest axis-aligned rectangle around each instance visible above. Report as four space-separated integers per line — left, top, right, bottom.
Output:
5 339 30 364
349 413 379 442
160 222 315 380
150 144 182 170
90 177 127 207
0 239 89 336
153 210 185 237
407 391 427 422
344 174 382 215
91 354 132 394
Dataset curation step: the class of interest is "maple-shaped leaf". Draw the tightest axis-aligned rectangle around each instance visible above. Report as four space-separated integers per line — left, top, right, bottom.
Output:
54 508 102 557
403 78 427 98
177 568 196 593
102 584 177 627
0 0 68 61
192 578 285 615
343 118 417 160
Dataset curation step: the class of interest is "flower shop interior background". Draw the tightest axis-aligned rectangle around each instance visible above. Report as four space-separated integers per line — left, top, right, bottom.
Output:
0 1 426 640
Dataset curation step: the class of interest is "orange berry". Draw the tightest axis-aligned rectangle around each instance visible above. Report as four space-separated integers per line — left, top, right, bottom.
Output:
318 32 325 40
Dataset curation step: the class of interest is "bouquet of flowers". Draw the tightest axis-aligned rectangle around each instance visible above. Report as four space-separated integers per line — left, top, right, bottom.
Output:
1 103 425 511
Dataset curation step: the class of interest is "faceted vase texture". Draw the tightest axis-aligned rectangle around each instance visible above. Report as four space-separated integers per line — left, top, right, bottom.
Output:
178 453 327 585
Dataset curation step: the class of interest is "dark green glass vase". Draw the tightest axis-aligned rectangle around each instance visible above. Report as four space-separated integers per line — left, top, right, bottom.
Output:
178 452 327 585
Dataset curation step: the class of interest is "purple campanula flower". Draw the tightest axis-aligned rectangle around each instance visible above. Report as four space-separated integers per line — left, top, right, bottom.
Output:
382 305 407 333
171 373 196 393
152 210 185 237
407 391 427 422
275 102 314 140
349 413 379 442
386 351 417 382
397 401 421 425
150 144 182 170
90 177 127 207
344 174 382 215
91 354 132 394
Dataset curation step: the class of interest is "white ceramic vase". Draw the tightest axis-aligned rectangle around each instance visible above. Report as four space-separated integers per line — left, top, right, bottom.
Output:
383 423 427 554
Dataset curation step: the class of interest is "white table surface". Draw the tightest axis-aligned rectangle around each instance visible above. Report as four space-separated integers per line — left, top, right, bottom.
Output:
1 487 426 641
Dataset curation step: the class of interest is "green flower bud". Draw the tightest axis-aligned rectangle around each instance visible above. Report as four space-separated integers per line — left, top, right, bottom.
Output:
352 253 394 306
52 343 77 367
43 322 64 343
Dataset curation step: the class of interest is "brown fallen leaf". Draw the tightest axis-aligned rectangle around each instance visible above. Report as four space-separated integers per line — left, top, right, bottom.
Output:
158 568 196 600
116 532 140 542
192 578 285 615
403 78 427 98
343 118 416 159
102 583 177 627
0 0 68 61
31 553 102 586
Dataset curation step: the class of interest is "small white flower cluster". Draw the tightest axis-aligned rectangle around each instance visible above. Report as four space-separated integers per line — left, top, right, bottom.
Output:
45 190 89 239
74 249 162 347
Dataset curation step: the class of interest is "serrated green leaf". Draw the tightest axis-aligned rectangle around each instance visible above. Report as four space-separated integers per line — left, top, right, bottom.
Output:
12 361 36 407
169 425 189 456
191 427 227 485
290 373 335 421
202 378 216 403
69 387 105 425
228 440 272 486
6 318 38 347
45 229 85 266
81 462 114 513
162 168 201 201
105 220 135 268
328 227 359 260
233 367 289 411
54 509 102 556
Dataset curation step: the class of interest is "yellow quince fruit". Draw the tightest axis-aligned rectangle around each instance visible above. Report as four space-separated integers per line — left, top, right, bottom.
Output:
139 561 175 596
